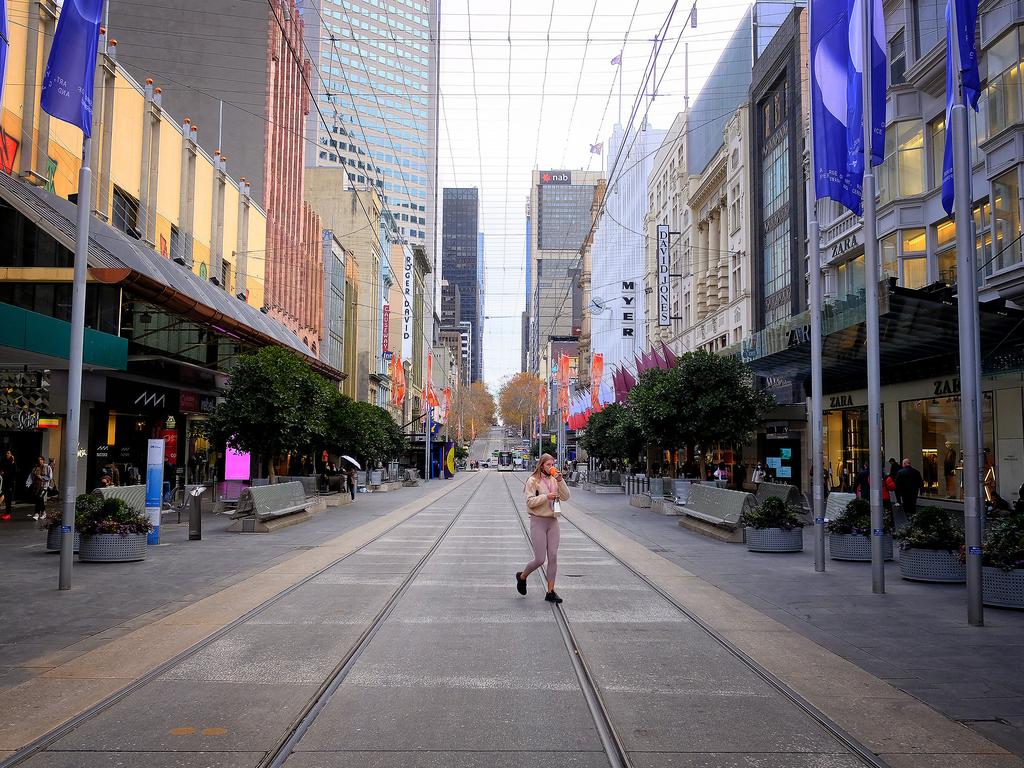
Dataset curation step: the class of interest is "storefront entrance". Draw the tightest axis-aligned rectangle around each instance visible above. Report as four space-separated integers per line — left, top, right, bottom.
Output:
824 405 870 492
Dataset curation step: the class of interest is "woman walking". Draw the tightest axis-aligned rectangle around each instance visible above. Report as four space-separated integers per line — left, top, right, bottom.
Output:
515 453 570 604
29 456 51 516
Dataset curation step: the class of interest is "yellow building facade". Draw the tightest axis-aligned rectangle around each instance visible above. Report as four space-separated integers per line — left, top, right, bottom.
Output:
1 6 267 307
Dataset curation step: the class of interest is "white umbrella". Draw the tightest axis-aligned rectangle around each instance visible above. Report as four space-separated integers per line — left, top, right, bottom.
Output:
340 455 361 470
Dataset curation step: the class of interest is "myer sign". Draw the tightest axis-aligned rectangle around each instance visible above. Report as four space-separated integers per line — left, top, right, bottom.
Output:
402 247 413 360
657 224 670 327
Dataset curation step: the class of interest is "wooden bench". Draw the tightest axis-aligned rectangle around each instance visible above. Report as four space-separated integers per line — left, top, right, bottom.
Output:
675 484 756 543
229 481 315 532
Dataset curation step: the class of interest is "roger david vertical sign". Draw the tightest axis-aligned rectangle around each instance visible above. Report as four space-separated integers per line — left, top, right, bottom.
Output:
657 224 671 327
401 247 414 360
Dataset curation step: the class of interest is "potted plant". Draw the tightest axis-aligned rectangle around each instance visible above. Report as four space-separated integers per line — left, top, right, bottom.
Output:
894 506 966 582
78 497 152 563
43 494 96 553
982 502 1024 609
827 498 893 561
739 496 806 552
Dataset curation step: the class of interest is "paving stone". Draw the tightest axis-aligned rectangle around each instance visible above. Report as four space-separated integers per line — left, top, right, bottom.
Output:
282 751 611 768
19 751 265 768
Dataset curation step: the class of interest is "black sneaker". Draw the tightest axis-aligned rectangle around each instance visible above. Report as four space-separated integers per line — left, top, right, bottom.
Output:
545 590 563 604
515 571 527 596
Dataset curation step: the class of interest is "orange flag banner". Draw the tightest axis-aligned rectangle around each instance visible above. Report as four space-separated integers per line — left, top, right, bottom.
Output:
591 353 604 411
426 353 440 408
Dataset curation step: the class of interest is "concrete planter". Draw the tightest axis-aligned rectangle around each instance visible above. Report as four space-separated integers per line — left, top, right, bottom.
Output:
983 567 1024 609
899 548 966 583
746 527 803 553
78 533 148 563
45 526 80 553
828 533 893 561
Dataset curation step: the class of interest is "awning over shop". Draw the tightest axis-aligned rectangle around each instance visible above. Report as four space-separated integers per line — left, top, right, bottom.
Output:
0 173 342 379
741 282 1024 391
0 301 127 370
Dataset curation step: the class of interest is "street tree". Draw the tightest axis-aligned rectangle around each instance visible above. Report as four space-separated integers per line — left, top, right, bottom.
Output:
328 396 405 467
449 382 496 440
628 350 773 476
498 372 542 433
579 403 643 463
211 346 333 480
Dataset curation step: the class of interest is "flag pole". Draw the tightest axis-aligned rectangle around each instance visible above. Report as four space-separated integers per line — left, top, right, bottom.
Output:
948 0 984 626
861 0 885 594
59 136 93 590
805 0 826 572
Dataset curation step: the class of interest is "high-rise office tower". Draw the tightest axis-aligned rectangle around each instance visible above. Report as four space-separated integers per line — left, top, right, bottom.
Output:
526 170 603 381
442 188 483 382
303 0 439 261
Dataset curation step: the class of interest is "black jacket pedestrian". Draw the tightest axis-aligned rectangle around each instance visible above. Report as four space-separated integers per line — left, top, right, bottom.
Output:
895 465 924 503
853 467 871 499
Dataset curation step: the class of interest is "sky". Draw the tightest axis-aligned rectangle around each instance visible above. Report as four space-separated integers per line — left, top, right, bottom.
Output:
436 0 756 391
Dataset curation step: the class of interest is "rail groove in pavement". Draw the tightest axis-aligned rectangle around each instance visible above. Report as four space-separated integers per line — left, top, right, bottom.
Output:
503 472 891 768
0 474 483 768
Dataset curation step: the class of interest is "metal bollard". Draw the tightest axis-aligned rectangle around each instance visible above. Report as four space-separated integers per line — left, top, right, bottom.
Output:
188 487 206 541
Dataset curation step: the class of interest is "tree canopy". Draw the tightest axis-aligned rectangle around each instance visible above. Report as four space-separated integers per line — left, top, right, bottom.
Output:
449 381 496 439
211 347 332 469
327 393 405 466
578 403 644 462
498 372 542 430
628 350 772 456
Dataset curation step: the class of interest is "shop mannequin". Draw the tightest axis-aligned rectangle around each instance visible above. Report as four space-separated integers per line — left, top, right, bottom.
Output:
944 441 958 498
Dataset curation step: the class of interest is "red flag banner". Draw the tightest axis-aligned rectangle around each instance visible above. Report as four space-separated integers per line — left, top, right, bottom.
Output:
557 354 570 422
426 353 440 408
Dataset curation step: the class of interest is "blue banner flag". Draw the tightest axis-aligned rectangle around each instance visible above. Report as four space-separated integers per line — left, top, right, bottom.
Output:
846 0 887 176
40 0 104 136
941 0 981 214
810 0 862 213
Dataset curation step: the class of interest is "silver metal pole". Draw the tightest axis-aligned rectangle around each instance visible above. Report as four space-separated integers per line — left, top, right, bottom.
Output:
59 136 93 590
948 0 984 626
804 0 825 572
806 174 826 573
861 0 884 594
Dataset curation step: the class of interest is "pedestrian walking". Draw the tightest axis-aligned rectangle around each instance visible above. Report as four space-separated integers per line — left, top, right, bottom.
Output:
1 450 16 516
751 462 765 485
853 463 871 499
895 458 924 518
346 466 357 501
28 456 51 516
516 453 570 604
888 457 901 506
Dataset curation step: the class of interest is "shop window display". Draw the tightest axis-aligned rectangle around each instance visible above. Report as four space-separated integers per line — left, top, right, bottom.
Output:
824 407 871 492
899 393 994 500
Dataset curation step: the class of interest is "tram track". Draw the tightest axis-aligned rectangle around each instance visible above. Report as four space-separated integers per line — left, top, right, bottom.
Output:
0 473 485 768
502 471 891 768
500 473 633 768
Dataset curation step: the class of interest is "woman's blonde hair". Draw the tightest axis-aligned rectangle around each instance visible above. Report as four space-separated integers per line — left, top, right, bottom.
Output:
532 453 556 480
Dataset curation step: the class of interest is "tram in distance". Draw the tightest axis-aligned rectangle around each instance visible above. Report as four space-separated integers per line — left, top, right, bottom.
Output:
497 451 514 471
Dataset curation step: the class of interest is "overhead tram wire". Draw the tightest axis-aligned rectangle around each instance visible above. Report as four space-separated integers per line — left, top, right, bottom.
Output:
559 0 599 168
531 0 556 173
535 0 677 346
263 1 438 359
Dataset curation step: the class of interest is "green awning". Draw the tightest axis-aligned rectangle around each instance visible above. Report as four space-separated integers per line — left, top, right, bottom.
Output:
0 302 128 370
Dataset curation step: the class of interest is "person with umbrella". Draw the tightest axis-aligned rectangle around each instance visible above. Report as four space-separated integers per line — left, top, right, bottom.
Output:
341 455 360 501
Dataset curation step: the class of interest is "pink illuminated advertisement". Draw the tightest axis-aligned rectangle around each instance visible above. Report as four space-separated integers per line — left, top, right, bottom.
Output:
225 443 251 481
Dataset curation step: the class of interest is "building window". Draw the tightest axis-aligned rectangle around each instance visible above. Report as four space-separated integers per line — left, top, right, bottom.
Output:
901 227 927 288
880 233 899 281
990 169 1022 274
913 0 943 59
169 225 184 262
985 28 1024 137
836 255 865 297
890 29 907 86
928 116 944 189
974 199 992 278
112 187 139 237
879 120 924 204
936 218 956 284
899 393 994 500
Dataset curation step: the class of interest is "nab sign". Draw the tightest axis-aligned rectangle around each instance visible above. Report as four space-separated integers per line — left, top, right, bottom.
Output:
540 170 571 185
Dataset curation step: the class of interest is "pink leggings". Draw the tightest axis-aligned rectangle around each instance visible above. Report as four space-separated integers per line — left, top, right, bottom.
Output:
523 515 560 582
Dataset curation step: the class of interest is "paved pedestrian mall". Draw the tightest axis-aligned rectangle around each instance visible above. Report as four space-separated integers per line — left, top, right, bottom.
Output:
1 471 1022 767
